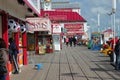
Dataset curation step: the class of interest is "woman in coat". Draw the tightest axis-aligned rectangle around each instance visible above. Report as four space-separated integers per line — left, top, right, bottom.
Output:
0 38 8 80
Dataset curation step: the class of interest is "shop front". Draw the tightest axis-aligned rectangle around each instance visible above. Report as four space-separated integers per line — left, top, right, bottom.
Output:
26 17 53 54
37 32 53 54
0 0 40 79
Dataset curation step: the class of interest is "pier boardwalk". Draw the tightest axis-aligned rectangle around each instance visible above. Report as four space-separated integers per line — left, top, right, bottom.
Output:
10 45 120 80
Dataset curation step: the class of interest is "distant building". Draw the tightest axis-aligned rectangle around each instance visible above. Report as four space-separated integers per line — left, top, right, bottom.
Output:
40 0 87 37
41 0 81 14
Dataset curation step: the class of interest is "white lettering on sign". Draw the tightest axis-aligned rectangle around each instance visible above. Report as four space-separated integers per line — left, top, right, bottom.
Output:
26 18 51 31
32 22 48 29
41 22 48 29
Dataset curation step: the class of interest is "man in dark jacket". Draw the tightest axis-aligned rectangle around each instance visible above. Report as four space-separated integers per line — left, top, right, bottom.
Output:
69 36 73 47
9 38 19 74
72 36 77 47
114 39 120 70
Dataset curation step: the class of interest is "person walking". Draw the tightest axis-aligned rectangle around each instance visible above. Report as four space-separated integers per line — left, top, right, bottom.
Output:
69 36 73 47
72 36 77 47
9 38 19 74
0 38 8 80
65 37 69 47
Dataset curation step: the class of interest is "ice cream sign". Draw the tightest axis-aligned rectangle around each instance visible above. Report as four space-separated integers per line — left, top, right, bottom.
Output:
26 18 51 32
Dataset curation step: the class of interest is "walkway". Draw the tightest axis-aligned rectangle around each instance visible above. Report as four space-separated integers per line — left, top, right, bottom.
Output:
10 45 120 80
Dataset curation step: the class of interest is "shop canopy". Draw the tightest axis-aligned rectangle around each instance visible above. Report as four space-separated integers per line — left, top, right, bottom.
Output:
40 10 87 22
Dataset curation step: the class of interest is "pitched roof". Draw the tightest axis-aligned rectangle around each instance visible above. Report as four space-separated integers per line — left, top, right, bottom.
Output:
40 10 87 22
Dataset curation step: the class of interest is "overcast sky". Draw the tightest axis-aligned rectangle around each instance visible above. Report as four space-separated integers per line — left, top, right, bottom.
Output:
70 0 120 32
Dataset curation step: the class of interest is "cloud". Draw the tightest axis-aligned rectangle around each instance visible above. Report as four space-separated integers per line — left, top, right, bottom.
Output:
118 0 120 3
91 18 97 23
116 19 120 24
91 0 111 6
91 7 109 14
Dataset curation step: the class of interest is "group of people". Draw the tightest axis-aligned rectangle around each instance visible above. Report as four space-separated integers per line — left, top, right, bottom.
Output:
65 36 77 47
0 38 19 80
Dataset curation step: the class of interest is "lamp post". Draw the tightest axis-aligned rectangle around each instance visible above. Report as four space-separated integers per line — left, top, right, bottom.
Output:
97 12 100 33
112 0 116 65
107 12 113 31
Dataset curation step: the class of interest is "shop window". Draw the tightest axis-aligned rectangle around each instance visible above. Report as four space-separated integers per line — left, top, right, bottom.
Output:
27 33 35 51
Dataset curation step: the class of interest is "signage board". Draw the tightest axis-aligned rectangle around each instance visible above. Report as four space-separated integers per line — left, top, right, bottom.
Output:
26 18 51 32
64 23 84 34
49 15 67 21
52 23 61 33
64 24 83 29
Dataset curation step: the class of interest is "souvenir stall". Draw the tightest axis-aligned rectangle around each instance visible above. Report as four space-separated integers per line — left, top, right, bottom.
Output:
8 18 27 74
37 32 53 54
26 17 53 54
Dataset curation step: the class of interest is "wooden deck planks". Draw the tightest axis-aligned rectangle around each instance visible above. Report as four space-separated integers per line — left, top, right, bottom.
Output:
10 45 120 80
60 49 73 80
65 47 88 80
32 53 55 80
45 52 60 80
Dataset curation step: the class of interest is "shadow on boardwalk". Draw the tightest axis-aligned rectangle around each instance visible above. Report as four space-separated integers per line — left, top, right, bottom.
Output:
10 44 120 80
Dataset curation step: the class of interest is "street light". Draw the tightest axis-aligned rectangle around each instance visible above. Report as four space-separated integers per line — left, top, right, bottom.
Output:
107 12 113 31
112 0 116 65
97 12 100 33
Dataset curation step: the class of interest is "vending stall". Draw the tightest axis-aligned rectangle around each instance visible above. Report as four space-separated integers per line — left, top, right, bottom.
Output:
37 32 53 54
26 17 53 54
7 18 27 75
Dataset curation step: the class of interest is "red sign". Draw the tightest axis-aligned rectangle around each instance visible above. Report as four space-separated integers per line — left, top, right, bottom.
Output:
64 23 84 35
64 24 83 29
49 15 67 21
